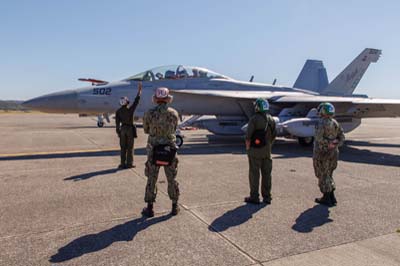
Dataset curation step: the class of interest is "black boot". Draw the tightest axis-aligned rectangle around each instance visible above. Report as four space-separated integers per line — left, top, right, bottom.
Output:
263 198 271 205
142 203 154 217
244 196 260 204
330 191 337 206
315 193 332 206
171 203 180 216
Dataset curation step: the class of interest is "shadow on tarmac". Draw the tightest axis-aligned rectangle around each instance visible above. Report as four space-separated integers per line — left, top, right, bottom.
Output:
64 168 120 181
1 139 399 167
346 140 400 148
49 214 171 263
292 204 333 233
208 203 266 232
0 150 121 161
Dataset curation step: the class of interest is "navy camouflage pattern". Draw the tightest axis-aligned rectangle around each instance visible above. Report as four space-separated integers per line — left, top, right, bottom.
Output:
313 117 345 193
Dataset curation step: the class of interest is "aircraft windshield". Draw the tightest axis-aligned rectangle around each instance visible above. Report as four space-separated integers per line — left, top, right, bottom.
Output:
125 65 229 81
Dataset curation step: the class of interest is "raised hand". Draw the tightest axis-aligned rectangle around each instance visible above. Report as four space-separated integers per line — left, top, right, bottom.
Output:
137 82 142 96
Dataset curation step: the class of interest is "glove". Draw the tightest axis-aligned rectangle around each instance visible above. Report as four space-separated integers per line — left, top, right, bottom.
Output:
328 139 339 150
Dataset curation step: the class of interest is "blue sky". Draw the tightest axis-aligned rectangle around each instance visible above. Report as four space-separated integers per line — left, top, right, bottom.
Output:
1 0 399 100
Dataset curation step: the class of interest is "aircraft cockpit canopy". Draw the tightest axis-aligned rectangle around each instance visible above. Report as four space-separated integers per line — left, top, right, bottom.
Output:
125 65 229 81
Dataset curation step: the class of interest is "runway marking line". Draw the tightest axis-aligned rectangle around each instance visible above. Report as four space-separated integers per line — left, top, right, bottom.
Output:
0 148 119 158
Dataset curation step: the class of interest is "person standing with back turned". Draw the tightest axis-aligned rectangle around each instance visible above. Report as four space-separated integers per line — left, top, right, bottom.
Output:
141 87 180 217
245 98 276 205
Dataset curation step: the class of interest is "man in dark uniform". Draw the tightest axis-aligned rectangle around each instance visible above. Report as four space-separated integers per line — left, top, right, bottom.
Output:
245 98 276 204
115 82 142 169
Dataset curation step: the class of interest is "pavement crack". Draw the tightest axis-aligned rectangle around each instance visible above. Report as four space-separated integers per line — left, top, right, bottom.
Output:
127 165 262 265
187 208 261 265
258 232 399 265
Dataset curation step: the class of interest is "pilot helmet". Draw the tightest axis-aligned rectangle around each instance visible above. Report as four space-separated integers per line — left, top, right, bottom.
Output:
254 98 269 113
192 68 200 77
318 102 335 116
119 96 129 106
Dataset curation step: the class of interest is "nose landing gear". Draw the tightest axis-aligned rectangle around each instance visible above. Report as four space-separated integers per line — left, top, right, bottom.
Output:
298 137 314 146
175 130 184 147
96 113 110 128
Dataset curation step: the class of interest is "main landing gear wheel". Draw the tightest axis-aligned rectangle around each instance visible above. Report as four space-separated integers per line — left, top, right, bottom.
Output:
298 137 314 146
97 121 105 128
176 135 183 147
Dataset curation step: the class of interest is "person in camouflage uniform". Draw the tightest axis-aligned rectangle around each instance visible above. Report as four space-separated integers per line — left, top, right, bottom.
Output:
313 102 345 206
141 87 180 217
245 98 276 205
115 82 142 169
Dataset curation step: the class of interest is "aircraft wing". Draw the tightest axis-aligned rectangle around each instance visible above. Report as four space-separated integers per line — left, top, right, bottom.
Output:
171 89 400 118
172 89 283 99
273 96 400 118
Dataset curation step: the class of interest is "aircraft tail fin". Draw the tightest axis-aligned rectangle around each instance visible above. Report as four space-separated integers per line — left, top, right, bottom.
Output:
293 60 328 93
321 48 381 96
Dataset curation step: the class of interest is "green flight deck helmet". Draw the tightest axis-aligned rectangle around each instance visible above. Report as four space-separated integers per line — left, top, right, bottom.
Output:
318 102 335 116
254 98 270 113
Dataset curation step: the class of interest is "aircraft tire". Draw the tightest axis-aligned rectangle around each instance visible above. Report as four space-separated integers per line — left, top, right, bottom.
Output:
298 137 314 147
97 121 105 128
176 135 183 147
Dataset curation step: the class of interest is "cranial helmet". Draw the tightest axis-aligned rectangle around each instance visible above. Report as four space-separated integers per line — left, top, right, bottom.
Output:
317 102 335 116
153 87 173 103
254 98 269 113
119 96 129 106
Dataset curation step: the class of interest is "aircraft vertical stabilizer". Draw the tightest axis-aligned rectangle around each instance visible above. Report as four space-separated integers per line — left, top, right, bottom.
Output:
321 48 381 96
293 60 328 92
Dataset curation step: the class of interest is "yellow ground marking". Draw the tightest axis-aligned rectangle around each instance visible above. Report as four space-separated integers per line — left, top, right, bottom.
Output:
0 110 41 114
0 148 118 158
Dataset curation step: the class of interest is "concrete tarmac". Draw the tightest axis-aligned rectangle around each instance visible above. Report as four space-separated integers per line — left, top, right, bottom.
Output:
0 113 399 266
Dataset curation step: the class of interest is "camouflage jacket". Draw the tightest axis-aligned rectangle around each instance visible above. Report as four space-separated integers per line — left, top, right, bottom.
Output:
314 117 345 153
143 103 179 146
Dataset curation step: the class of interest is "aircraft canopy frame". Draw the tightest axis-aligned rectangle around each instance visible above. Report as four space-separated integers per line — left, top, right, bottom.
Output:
125 65 230 81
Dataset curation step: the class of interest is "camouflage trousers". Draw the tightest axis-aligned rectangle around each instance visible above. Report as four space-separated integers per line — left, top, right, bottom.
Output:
144 147 179 203
313 149 338 193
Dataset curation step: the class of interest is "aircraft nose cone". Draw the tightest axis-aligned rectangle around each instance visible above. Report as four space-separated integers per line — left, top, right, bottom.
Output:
22 90 78 113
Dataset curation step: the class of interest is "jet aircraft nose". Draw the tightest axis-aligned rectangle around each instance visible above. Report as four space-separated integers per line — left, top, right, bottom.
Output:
22 90 78 113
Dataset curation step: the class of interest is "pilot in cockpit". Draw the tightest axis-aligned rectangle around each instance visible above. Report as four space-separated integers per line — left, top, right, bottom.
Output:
199 69 208 78
192 68 199 78
165 70 176 79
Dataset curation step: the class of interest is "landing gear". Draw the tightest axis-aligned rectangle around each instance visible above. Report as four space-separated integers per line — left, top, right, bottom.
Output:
176 134 183 147
97 114 105 128
298 137 314 146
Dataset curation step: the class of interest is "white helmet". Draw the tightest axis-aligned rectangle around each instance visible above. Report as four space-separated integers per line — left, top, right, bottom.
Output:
119 96 129 106
153 87 173 103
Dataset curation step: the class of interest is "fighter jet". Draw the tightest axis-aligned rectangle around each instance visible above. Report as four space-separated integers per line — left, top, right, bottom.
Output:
23 48 400 146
